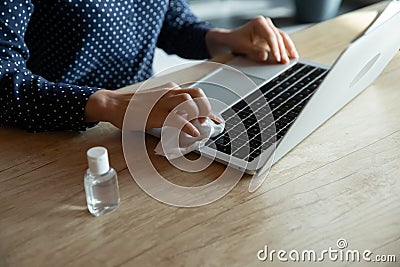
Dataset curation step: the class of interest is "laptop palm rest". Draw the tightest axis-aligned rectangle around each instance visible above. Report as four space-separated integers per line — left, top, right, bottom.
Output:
191 66 266 114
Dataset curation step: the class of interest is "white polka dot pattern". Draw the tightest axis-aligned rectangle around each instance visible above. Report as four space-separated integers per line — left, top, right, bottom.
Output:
0 0 212 132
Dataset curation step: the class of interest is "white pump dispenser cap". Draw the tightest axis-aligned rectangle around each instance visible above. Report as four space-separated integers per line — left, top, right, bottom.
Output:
87 147 110 176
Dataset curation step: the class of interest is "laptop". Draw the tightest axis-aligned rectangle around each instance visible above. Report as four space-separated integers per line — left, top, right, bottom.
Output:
188 0 400 183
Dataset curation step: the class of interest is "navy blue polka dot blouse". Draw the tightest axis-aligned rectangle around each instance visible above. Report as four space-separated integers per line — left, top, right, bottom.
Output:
0 0 212 132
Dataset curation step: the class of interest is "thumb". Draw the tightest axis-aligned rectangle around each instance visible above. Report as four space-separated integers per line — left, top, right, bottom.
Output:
246 45 269 62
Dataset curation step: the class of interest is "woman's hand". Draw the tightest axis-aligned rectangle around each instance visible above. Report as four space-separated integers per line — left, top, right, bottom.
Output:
84 83 213 137
206 16 299 63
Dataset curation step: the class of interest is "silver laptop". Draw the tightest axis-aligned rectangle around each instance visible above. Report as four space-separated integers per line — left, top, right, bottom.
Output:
190 0 400 176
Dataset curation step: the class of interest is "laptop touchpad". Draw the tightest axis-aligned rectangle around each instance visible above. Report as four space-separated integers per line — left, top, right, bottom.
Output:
192 66 264 113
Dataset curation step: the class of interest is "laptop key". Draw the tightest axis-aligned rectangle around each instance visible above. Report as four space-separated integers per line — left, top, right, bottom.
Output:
230 137 247 150
248 148 262 161
250 138 262 150
232 146 250 159
243 115 258 126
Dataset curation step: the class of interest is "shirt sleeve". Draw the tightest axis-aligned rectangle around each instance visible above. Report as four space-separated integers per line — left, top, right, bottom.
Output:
156 0 213 60
0 0 100 132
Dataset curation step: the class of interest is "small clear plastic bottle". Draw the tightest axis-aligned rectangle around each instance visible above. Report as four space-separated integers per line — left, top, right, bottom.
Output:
84 147 120 216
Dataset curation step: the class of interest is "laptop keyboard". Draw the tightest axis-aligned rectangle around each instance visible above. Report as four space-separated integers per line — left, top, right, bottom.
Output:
205 62 329 162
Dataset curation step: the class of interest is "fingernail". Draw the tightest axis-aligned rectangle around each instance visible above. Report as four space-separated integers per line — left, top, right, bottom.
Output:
285 55 290 63
193 128 200 137
198 117 206 124
294 50 299 58
214 118 222 124
275 53 281 62
209 114 222 124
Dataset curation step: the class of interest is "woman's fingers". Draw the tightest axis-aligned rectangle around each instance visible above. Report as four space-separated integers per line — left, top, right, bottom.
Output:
178 87 211 119
208 113 222 124
279 29 299 59
129 83 213 134
166 112 200 137
265 19 289 63
167 87 211 121
149 87 214 136
251 16 299 63
170 93 201 122
253 16 281 62
244 44 269 62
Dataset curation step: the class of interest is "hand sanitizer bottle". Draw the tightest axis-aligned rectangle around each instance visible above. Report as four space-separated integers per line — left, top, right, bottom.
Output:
84 147 120 216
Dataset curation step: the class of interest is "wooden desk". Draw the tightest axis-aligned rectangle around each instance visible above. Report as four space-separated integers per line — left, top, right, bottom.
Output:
1 2 399 266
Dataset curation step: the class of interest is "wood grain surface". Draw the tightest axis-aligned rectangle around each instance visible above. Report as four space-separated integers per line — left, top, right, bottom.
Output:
1 2 399 266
